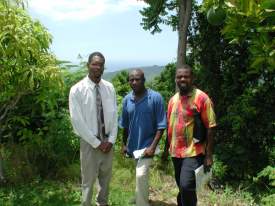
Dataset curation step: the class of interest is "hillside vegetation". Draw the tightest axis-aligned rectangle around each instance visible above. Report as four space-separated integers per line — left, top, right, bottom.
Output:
103 65 165 81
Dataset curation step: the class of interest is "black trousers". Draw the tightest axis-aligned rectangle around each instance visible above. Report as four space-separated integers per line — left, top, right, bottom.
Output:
172 155 204 206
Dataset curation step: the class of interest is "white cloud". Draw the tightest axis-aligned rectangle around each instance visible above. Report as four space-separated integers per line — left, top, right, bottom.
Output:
28 0 146 21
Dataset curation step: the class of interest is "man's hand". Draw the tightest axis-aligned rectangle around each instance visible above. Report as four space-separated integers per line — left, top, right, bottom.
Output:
143 146 155 157
121 145 127 156
98 141 113 153
161 149 169 161
98 142 106 152
204 155 213 173
103 142 113 153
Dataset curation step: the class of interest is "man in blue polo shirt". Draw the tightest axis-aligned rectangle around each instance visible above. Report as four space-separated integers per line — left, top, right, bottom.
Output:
120 69 166 206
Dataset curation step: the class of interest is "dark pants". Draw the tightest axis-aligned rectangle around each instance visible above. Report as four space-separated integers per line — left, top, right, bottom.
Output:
172 155 204 206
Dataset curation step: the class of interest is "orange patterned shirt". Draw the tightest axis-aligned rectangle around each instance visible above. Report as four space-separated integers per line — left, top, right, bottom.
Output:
167 88 216 158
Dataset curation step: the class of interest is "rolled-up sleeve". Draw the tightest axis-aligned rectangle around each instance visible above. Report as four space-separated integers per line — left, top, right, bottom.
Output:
120 98 129 129
69 87 101 148
201 97 217 128
155 94 167 129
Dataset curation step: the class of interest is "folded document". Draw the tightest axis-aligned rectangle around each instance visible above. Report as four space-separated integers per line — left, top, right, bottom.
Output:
195 165 212 191
133 146 160 159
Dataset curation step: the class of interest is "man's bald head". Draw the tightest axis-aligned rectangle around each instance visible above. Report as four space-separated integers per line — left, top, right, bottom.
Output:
129 69 145 81
128 69 146 94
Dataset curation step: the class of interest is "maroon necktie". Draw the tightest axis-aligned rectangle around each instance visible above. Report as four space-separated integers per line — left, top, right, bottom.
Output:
95 84 106 140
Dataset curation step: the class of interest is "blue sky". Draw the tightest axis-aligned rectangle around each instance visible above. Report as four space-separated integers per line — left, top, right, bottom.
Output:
28 0 179 71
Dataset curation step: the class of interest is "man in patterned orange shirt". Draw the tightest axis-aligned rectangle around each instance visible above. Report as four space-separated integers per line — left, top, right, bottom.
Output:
165 64 216 206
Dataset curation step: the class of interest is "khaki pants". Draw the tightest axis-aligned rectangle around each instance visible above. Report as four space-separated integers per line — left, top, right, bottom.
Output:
80 139 113 206
135 158 153 206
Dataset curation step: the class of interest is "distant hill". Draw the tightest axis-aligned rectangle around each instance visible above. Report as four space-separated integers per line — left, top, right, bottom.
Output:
103 65 164 81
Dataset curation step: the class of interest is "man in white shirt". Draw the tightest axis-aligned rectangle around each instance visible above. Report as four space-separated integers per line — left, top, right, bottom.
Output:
69 52 117 206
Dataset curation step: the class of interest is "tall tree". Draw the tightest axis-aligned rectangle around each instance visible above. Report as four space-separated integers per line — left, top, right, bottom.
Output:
0 0 63 181
140 0 192 67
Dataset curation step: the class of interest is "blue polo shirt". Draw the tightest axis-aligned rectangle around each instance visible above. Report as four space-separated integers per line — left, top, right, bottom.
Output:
120 89 167 156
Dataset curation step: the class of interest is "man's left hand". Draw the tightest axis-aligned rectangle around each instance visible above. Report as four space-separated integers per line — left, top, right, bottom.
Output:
103 142 113 153
100 140 113 153
204 155 213 172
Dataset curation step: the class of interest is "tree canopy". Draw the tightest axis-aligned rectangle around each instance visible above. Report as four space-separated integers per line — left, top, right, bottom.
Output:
0 0 63 133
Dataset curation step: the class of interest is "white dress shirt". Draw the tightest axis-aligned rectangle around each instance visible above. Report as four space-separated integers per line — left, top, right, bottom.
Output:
69 76 118 148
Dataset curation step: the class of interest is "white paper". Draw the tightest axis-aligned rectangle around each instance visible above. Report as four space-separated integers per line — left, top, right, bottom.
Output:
195 165 212 191
133 145 160 159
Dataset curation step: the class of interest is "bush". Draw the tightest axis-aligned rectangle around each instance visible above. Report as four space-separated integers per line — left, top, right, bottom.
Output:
260 194 275 206
24 110 79 178
1 110 79 182
212 156 228 181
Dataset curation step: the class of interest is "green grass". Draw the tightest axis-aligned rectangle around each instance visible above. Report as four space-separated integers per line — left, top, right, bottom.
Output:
198 185 257 206
0 151 261 206
0 180 81 206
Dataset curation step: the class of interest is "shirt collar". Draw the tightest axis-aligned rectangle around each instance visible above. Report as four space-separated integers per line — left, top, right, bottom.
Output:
85 75 102 90
130 89 149 101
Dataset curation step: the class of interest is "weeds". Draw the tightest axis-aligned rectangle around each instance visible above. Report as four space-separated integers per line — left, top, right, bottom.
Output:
0 151 262 206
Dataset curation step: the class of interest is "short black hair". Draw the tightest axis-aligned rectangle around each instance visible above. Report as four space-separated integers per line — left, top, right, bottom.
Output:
176 64 193 75
88 52 105 64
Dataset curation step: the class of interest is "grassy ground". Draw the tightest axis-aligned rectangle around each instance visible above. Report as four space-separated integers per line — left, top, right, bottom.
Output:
0 152 259 206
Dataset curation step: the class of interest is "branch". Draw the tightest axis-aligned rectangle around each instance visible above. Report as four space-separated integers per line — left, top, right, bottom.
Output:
140 0 166 34
0 92 24 123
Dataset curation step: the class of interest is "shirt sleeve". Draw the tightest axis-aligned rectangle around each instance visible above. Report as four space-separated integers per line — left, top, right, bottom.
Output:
201 97 217 128
120 97 129 129
166 98 173 142
69 87 101 148
155 94 167 129
167 98 173 128
107 86 118 144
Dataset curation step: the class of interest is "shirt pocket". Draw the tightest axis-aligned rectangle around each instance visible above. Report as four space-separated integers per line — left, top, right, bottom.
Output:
142 101 153 114
81 93 96 114
142 107 152 114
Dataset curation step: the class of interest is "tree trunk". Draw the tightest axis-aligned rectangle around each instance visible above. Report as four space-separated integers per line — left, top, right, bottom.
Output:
0 128 4 182
0 156 4 181
177 0 192 68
